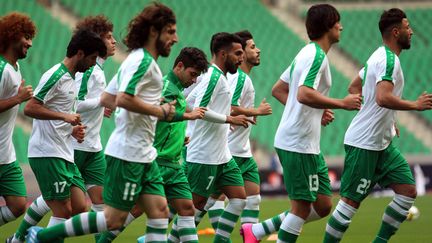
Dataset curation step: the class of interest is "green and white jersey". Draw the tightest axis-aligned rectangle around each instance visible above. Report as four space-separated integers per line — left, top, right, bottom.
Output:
184 76 201 139
154 71 187 168
0 56 21 164
274 42 331 155
345 46 404 151
28 63 77 162
227 69 255 158
104 48 163 163
186 64 232 165
72 57 106 152
105 68 119 95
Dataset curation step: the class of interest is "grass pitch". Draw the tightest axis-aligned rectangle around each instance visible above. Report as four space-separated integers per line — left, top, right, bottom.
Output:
0 195 430 242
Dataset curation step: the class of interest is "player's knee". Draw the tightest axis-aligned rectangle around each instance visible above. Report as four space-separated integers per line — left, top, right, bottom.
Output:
228 198 246 211
316 203 332 217
72 203 88 215
8 198 27 217
105 213 127 230
177 202 195 216
403 187 417 199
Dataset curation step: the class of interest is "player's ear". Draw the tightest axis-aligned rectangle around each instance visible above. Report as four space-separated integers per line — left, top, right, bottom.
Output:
76 50 85 59
150 26 159 38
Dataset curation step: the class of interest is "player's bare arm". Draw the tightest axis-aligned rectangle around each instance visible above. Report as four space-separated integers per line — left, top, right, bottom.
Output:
298 85 362 110
24 98 81 125
116 91 176 120
0 80 32 112
348 75 362 94
272 79 289 105
376 81 432 110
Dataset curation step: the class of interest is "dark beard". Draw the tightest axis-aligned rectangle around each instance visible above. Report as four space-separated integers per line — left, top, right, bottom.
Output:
226 61 238 74
76 60 90 73
156 35 170 57
398 36 411 50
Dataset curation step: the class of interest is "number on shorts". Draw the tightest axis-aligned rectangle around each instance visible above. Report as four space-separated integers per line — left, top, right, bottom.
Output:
356 178 371 195
54 181 67 193
206 176 215 190
309 175 319 192
123 182 137 201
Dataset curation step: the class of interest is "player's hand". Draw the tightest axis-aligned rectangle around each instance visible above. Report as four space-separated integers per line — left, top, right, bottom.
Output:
321 109 335 126
184 136 190 145
256 98 272 116
185 107 207 120
227 115 256 128
415 92 432 111
72 125 86 143
159 100 177 121
104 107 113 118
63 113 81 126
17 79 33 103
342 94 362 110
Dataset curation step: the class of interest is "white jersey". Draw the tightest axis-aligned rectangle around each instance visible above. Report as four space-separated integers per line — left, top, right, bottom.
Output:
274 42 331 155
0 57 21 164
28 63 77 162
184 76 202 139
345 46 404 151
104 48 163 163
227 69 255 157
105 69 119 95
186 65 232 165
72 57 106 152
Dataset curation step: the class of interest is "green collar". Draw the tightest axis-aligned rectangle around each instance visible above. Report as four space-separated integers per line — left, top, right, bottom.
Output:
0 55 18 71
60 62 75 79
166 70 184 91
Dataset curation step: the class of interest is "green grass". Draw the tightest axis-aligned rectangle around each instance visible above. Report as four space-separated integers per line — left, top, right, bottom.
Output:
1 195 431 242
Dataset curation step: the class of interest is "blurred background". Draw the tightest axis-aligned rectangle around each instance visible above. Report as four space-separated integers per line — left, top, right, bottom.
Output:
1 0 431 242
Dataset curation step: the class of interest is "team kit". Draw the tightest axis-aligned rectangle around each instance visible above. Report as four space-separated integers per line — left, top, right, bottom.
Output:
1 2 431 243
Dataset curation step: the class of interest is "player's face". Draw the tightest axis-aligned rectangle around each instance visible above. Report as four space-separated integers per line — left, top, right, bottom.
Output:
245 39 260 67
76 52 98 72
329 21 343 43
157 24 178 57
225 42 244 74
13 35 32 59
397 18 413 50
179 66 201 88
102 31 116 57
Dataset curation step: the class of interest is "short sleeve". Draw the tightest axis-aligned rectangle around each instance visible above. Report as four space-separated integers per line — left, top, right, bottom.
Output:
280 65 292 84
298 44 326 90
376 49 396 83
119 54 152 95
105 73 119 95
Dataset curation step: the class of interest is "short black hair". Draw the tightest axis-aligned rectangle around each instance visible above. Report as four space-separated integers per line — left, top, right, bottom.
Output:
210 32 243 55
66 29 107 57
234 30 253 50
306 4 340 40
379 8 407 36
173 47 208 73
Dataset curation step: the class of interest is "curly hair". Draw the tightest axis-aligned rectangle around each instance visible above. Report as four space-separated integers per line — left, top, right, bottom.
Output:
0 12 36 53
75 15 113 38
124 2 176 51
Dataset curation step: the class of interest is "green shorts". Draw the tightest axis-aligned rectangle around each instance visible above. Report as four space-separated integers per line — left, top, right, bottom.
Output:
340 143 415 203
103 156 165 211
233 156 260 185
276 148 332 202
159 164 192 200
74 150 106 186
186 158 244 198
0 161 26 197
29 157 86 200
